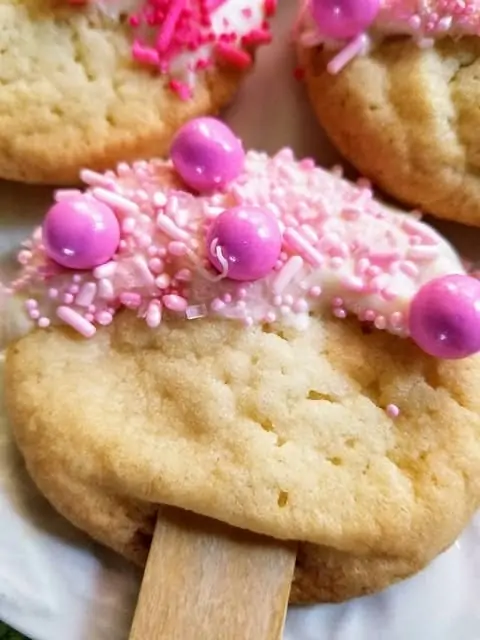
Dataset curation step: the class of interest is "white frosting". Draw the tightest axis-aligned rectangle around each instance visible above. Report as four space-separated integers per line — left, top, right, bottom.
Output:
93 0 270 91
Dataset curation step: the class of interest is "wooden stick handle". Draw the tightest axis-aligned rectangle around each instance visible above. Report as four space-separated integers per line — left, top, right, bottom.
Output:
129 508 297 640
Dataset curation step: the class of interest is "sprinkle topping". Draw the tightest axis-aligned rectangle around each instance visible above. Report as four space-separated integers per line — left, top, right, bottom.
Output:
7 143 465 345
80 0 275 99
298 0 480 73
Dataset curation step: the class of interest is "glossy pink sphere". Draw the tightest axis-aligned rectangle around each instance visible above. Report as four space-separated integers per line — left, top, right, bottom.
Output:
171 117 245 193
42 197 121 270
206 206 282 281
409 274 480 359
311 0 380 40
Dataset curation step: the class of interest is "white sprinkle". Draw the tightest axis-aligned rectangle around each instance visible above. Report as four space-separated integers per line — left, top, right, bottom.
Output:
75 282 98 307
272 256 304 295
153 192 167 207
56 306 96 338
156 214 191 242
155 274 171 289
97 279 115 300
80 169 114 189
146 301 162 328
93 262 117 279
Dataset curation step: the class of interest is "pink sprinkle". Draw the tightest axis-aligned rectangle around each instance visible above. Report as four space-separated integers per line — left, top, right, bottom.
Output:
333 307 347 319
56 306 96 338
63 293 75 305
29 309 40 320
168 241 189 256
25 299 38 311
155 0 186 52
92 188 139 216
284 228 324 266
54 189 83 202
156 274 171 289
407 245 439 261
122 218 136 234
157 215 191 242
98 279 115 300
386 404 400 419
211 298 225 312
308 286 322 298
132 41 160 66
215 43 252 69
120 292 142 308
48 288 59 299
93 262 117 279
75 282 97 307
162 294 188 312
38 317 51 328
272 256 304 294
96 311 114 326
175 268 192 282
292 298 308 313
332 297 344 307
237 288 248 299
148 258 165 274
264 311 276 323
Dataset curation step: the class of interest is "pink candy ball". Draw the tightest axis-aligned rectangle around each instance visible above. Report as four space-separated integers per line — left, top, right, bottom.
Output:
311 0 380 40
409 274 480 359
42 197 121 270
171 117 245 193
206 206 282 281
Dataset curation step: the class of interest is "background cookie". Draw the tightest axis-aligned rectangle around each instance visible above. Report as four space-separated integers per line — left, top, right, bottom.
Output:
0 0 273 184
6 310 480 602
299 37 480 227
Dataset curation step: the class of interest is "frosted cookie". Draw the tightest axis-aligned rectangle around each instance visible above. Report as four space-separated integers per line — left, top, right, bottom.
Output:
296 1 480 226
0 0 275 184
5 118 480 604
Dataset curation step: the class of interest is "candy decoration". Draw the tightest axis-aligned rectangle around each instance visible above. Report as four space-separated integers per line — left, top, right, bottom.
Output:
42 197 121 270
409 274 480 359
171 118 245 192
310 0 380 40
206 206 282 281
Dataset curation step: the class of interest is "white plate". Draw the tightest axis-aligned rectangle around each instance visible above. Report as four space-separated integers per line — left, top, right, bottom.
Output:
2 2 480 639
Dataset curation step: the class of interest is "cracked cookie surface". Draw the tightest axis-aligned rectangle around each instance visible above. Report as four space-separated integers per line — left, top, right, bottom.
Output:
0 0 246 184
300 38 480 227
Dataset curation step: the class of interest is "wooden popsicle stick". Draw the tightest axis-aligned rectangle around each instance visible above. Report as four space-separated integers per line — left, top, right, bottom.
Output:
129 507 297 640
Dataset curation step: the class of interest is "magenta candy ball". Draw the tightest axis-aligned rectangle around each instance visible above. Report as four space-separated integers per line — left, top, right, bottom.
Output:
206 206 282 281
42 197 121 270
170 117 245 193
409 274 480 359
311 0 380 40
